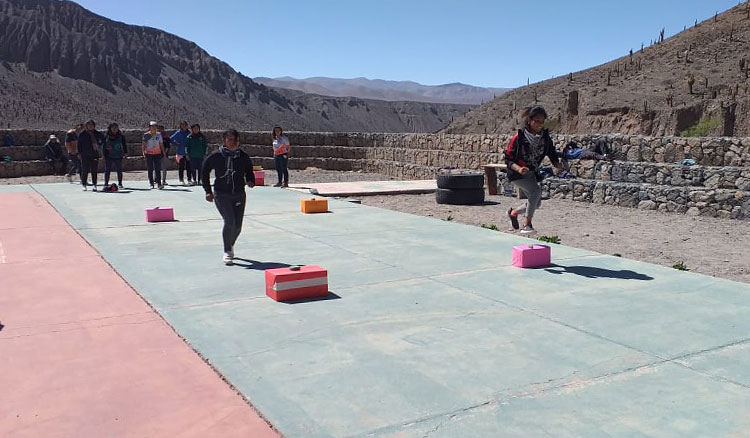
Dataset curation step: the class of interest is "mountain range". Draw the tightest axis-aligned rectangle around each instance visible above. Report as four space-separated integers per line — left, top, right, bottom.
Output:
253 76 508 105
0 0 471 132
444 3 750 137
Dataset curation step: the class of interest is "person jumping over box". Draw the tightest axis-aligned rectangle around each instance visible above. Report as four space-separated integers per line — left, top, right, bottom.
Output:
202 129 256 265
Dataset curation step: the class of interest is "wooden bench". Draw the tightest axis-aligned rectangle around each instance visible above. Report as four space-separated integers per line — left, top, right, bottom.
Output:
484 163 507 195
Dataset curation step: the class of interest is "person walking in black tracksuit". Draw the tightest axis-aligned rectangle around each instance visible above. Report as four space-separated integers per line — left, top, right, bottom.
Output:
202 129 256 265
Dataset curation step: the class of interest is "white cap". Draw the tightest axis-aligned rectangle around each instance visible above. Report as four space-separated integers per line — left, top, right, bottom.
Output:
49 135 57 140
149 121 158 126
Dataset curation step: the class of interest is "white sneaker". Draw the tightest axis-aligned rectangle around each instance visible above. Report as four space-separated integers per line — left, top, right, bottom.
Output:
520 225 536 235
223 252 234 265
82 186 87 191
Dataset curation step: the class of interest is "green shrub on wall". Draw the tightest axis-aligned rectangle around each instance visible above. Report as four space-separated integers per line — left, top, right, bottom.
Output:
680 118 721 137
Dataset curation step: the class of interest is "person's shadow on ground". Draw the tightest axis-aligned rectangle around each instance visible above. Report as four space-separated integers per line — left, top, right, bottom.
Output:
544 264 654 280
232 258 293 270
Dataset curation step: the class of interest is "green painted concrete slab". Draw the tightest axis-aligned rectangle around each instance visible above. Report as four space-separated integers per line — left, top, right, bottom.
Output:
366 361 750 437
677 341 750 387
26 181 750 438
434 260 750 358
162 277 653 438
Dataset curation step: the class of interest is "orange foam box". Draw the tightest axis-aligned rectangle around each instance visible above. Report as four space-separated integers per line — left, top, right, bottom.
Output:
253 171 265 186
301 198 328 214
145 206 174 222
265 265 328 302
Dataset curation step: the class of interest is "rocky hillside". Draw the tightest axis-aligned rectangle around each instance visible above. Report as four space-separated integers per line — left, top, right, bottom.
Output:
254 76 509 105
444 3 750 137
0 0 471 131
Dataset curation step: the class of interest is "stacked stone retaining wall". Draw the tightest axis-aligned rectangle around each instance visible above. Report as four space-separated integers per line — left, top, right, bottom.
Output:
2 129 748 218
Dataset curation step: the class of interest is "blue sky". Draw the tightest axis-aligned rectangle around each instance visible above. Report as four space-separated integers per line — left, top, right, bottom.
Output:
74 0 740 88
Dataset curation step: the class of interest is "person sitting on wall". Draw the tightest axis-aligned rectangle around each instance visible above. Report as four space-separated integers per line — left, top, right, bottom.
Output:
3 134 15 147
44 134 68 175
559 139 613 175
561 140 612 161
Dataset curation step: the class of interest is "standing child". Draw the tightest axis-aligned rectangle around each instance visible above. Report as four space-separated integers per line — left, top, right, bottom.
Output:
202 129 255 265
271 126 290 187
78 120 104 191
186 123 208 185
170 121 191 185
158 125 171 186
102 123 127 188
142 121 164 189
504 106 562 234
64 123 83 182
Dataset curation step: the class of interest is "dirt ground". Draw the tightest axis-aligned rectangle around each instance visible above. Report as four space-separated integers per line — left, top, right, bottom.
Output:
4 169 749 284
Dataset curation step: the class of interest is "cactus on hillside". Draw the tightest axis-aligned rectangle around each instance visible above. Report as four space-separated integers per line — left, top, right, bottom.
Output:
687 73 695 94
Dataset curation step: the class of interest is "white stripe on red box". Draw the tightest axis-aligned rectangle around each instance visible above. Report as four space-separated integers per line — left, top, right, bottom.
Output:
273 276 328 291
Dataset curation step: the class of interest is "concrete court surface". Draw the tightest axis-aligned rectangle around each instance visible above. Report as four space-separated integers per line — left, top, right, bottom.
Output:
3 180 750 437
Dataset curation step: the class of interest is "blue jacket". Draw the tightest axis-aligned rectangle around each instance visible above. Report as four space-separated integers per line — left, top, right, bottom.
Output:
170 129 190 155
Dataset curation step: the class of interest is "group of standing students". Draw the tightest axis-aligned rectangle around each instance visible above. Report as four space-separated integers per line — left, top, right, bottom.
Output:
60 120 264 191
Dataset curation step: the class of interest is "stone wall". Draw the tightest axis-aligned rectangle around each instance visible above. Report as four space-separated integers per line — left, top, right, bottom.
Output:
2 129 749 219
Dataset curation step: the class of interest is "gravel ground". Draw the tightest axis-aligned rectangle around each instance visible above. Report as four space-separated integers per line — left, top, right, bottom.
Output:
4 169 749 283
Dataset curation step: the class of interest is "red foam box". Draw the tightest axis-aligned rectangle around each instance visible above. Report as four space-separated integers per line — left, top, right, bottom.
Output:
512 244 551 268
145 207 174 222
265 265 328 302
253 170 265 186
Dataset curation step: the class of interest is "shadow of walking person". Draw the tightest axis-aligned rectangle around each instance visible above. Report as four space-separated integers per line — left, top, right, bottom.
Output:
544 264 654 280
231 258 293 271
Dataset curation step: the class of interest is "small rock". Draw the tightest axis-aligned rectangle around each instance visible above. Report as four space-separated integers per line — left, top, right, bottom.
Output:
609 231 614 234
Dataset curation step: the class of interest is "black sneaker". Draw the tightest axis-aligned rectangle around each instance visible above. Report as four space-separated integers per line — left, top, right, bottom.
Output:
273 182 282 187
508 208 519 230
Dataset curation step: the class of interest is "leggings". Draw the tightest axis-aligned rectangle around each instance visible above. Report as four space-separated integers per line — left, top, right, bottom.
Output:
104 158 123 186
67 155 81 177
178 156 190 181
190 157 204 182
214 193 246 252
146 154 162 186
80 157 98 187
511 172 542 220
274 154 289 184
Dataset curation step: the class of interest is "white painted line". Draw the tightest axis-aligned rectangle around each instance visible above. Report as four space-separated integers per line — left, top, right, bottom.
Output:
0 240 5 264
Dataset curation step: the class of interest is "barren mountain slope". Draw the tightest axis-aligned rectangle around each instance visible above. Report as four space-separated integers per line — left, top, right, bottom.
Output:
0 0 470 131
444 4 750 137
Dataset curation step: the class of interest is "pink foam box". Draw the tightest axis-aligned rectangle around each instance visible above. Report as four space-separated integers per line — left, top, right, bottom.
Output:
253 170 265 186
512 244 551 268
145 207 174 222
